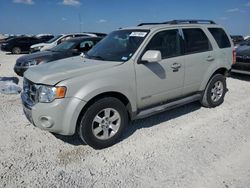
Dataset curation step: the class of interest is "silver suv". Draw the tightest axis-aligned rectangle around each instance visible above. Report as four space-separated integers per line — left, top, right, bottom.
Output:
21 20 234 149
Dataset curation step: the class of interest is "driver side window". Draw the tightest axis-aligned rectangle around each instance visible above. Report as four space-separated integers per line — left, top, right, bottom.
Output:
145 29 182 59
79 41 94 52
57 35 73 44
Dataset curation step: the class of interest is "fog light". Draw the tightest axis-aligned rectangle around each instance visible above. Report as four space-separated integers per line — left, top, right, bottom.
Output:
40 116 54 128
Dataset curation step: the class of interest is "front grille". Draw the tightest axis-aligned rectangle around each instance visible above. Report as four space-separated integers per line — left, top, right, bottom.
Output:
23 78 38 105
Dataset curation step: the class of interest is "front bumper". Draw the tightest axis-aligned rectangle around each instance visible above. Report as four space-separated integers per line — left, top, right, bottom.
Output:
21 92 86 135
30 48 40 53
1 45 9 52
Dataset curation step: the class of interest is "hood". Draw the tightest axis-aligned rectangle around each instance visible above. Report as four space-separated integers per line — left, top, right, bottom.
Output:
24 56 122 85
17 51 56 63
236 46 250 56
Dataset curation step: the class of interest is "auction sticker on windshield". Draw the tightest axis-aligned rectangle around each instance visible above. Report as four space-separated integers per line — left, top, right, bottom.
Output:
129 32 147 37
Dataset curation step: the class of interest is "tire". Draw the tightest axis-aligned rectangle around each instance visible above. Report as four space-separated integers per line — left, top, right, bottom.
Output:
78 97 128 149
12 47 21 54
201 74 226 108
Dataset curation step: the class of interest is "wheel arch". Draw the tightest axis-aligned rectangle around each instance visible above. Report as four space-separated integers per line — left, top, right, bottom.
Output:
200 67 229 91
75 91 133 134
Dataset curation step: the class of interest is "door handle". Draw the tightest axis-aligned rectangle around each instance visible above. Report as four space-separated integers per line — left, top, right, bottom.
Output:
206 55 214 61
171 63 181 70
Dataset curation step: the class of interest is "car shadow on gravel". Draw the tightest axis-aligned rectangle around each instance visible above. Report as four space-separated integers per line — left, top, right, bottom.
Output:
121 101 201 142
230 73 250 81
53 133 86 146
53 102 201 146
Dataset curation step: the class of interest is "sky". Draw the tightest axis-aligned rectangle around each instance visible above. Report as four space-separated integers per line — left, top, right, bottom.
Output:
0 0 250 36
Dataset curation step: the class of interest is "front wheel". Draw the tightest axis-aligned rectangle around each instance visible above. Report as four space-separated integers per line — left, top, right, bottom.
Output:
12 47 21 54
78 97 128 149
201 74 226 108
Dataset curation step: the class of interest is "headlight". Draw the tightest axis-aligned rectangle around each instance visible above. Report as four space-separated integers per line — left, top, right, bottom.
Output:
34 46 43 50
38 85 66 103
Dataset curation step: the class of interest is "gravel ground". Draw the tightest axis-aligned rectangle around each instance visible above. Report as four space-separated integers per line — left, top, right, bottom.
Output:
0 50 250 188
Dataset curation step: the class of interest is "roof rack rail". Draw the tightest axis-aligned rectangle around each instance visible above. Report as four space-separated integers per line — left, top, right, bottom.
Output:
138 19 216 26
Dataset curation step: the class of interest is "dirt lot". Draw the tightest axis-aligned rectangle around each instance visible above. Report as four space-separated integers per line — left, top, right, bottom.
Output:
0 50 250 188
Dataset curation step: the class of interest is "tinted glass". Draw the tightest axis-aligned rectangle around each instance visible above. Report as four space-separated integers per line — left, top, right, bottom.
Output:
50 41 76 51
75 34 87 37
18 38 29 43
46 35 63 43
183 28 211 54
87 30 149 62
145 29 182 59
208 28 231 48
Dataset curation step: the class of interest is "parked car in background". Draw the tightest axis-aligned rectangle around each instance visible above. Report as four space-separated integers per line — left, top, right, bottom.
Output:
0 36 16 45
230 35 244 46
1 36 45 54
21 20 234 149
231 40 250 75
36 35 54 43
30 32 106 53
244 36 250 40
14 37 103 76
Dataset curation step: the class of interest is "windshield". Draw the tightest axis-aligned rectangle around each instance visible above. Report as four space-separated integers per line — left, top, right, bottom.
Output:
49 41 76 52
86 29 149 62
46 35 63 43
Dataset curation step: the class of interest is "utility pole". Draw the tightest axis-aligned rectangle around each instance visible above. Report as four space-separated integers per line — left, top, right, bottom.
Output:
78 13 82 32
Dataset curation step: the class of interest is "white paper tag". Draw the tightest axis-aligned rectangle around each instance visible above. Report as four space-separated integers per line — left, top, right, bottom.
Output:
129 32 147 37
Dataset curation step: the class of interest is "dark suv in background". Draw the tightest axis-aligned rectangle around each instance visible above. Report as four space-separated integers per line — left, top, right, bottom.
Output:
1 36 52 54
14 36 103 76
230 35 244 46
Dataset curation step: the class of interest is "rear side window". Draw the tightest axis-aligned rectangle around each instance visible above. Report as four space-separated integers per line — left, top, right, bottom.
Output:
183 28 211 54
208 28 231 48
145 29 182 59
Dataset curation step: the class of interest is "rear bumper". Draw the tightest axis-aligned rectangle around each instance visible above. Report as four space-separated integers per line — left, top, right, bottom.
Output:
232 62 250 71
231 62 250 75
231 69 250 75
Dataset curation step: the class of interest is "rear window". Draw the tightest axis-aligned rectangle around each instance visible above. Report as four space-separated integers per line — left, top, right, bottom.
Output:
208 28 231 48
183 28 211 54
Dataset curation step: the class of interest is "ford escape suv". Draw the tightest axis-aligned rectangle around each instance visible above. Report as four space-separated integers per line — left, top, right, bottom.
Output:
21 20 234 149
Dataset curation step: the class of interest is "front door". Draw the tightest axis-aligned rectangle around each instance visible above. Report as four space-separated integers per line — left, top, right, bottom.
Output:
135 29 185 109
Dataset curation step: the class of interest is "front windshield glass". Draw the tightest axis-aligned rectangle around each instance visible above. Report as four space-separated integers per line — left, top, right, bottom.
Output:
46 35 63 43
86 29 149 62
49 41 76 52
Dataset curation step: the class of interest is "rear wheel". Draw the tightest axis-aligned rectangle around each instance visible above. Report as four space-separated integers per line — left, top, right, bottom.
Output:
12 47 21 54
78 97 128 149
201 74 226 108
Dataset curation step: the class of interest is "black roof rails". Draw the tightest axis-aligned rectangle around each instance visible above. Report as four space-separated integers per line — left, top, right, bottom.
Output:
138 19 216 26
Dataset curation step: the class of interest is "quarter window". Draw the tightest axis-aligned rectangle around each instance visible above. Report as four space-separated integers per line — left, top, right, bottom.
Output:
208 28 231 48
183 28 211 54
145 29 182 59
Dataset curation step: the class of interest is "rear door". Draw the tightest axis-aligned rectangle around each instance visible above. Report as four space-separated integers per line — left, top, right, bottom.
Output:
182 28 214 95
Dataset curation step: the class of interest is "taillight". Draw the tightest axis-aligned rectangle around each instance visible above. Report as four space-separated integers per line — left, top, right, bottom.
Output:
232 50 236 64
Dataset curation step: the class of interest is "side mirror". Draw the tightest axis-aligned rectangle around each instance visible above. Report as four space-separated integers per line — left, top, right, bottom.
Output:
141 50 162 63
